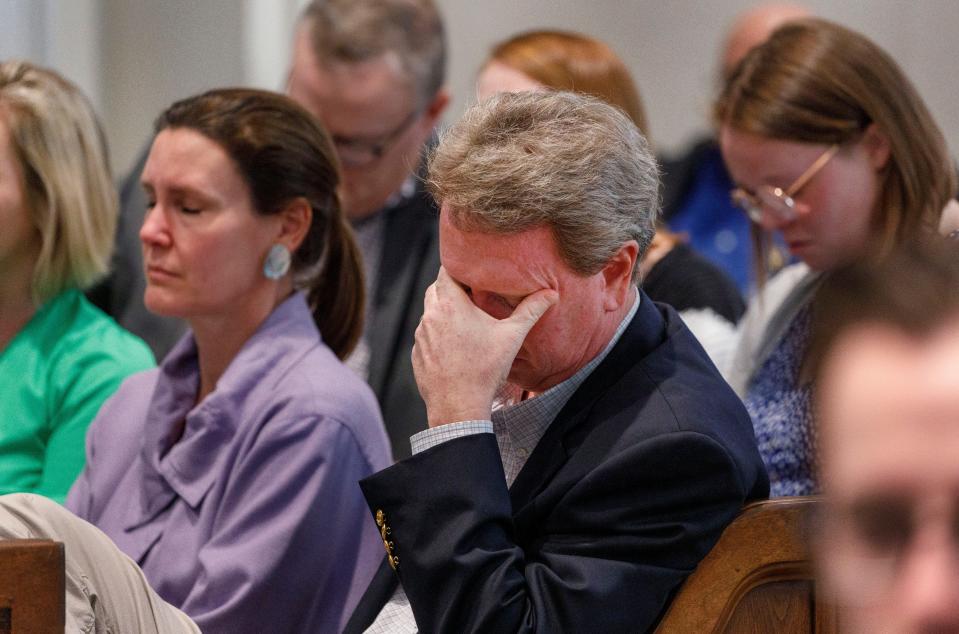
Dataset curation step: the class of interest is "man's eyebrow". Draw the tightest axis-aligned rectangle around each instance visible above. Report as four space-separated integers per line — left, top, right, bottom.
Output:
448 275 469 291
446 273 528 305
496 292 525 306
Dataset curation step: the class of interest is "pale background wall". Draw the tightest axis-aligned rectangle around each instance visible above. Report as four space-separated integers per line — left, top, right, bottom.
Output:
2 0 958 178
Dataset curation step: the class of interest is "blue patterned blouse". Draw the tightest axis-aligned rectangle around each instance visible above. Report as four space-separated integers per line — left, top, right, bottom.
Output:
743 302 817 497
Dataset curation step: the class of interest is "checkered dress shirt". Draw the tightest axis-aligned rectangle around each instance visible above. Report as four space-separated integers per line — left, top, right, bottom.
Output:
365 290 639 633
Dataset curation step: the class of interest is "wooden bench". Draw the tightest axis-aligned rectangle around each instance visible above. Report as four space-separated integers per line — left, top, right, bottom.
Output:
0 540 64 634
655 497 837 633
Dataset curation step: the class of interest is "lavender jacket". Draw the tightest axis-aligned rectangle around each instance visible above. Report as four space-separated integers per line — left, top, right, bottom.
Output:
67 292 392 633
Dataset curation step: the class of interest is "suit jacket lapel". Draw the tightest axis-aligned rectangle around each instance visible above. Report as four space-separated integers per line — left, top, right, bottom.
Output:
366 187 439 398
509 293 668 514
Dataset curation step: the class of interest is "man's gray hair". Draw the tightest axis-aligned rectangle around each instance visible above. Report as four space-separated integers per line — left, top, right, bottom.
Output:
302 0 446 108
428 91 659 281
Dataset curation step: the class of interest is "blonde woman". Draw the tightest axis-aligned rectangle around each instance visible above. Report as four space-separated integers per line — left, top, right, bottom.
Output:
0 61 153 502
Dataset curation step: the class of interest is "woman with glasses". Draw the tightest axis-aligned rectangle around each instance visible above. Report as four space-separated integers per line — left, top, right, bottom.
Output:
717 18 956 496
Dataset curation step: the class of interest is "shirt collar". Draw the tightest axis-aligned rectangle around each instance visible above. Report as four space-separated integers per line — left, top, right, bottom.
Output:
351 175 419 230
492 287 640 458
137 292 320 514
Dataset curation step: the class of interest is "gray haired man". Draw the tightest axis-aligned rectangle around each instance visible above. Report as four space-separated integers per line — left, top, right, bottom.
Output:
345 91 768 633
286 0 448 459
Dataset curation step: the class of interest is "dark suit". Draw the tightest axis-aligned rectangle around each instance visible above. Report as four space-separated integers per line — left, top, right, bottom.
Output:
345 294 769 633
643 243 745 323
365 184 441 459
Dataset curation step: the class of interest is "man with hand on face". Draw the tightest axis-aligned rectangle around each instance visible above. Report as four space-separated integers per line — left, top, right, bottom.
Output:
345 91 769 634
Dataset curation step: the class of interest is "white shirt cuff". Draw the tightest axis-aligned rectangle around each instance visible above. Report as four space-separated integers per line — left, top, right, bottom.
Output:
410 420 493 455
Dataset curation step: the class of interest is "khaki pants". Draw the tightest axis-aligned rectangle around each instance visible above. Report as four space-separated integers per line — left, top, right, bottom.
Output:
0 493 199 634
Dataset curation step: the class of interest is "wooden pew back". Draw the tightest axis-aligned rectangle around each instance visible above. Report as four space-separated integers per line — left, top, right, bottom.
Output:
0 540 64 634
655 497 837 633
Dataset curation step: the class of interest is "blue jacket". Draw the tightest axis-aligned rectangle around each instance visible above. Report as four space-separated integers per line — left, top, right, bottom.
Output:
345 293 768 633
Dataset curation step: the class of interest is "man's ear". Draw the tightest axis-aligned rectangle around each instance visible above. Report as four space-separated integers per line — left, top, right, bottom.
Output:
602 240 639 310
276 197 313 252
863 123 891 172
422 87 450 127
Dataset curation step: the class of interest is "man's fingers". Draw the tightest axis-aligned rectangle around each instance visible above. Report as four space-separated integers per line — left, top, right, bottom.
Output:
509 288 558 330
434 266 463 296
423 280 438 311
435 266 474 306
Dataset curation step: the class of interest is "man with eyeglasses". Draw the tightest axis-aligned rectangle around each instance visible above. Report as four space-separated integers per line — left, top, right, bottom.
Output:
99 0 448 458
813 240 959 633
284 0 449 459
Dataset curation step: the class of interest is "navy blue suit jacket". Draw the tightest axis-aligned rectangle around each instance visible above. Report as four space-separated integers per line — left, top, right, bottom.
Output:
345 294 768 633
364 184 440 460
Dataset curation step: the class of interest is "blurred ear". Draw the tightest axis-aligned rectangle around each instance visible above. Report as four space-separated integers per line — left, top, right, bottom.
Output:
863 123 891 171
277 197 313 252
422 87 450 128
602 240 639 310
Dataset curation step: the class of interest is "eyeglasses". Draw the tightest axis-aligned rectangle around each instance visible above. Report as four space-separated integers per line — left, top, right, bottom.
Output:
330 109 421 168
730 144 839 224
815 493 959 606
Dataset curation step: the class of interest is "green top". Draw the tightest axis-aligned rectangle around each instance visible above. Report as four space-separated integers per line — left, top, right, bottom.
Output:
0 289 155 503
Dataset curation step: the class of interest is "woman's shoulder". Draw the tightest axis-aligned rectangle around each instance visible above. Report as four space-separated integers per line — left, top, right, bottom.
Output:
19 291 156 417
246 294 379 419
273 346 381 422
648 243 746 322
247 345 390 464
86 368 162 437
51 291 156 374
724 263 816 392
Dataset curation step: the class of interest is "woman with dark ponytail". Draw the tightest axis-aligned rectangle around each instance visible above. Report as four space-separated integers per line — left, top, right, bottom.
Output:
55 88 391 632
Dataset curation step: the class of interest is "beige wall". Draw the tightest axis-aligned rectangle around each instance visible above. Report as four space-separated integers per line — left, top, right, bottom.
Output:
439 0 959 162
4 0 959 176
100 0 246 175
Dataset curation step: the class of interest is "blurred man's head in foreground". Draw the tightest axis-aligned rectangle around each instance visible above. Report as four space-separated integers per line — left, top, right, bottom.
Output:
814 239 959 633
